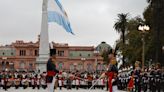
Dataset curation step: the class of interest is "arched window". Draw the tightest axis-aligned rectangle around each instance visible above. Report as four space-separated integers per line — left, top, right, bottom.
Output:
70 64 74 71
87 64 93 72
77 64 83 70
2 62 5 70
97 63 101 71
58 62 63 70
20 61 25 69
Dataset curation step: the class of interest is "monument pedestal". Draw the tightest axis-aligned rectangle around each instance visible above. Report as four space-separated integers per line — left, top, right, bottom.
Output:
36 55 49 73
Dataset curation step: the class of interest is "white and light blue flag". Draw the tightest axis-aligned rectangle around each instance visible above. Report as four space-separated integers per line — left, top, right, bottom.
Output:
48 0 74 34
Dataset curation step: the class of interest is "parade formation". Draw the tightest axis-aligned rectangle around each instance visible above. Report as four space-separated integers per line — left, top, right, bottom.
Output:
0 58 164 92
0 0 164 92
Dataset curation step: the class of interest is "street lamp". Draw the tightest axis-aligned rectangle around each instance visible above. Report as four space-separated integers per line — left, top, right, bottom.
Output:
138 25 150 70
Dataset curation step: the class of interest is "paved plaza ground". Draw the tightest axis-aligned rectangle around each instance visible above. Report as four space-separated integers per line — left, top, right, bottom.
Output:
0 86 126 92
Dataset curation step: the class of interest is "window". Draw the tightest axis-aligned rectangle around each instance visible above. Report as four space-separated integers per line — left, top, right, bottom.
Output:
29 63 33 69
2 52 5 55
19 61 25 69
2 62 5 70
58 63 63 70
79 53 82 56
88 54 90 57
87 64 93 72
11 52 13 55
97 63 101 71
19 50 26 56
69 53 73 57
77 64 83 70
70 64 74 71
29 50 33 56
34 50 38 56
58 50 64 56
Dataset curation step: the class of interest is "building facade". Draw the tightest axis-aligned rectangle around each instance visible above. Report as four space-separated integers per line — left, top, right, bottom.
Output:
0 40 110 72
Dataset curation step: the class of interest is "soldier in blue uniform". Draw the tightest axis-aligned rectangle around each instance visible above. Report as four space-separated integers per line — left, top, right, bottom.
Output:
161 72 164 92
134 61 141 92
46 49 59 92
149 65 156 92
142 71 148 92
155 63 162 92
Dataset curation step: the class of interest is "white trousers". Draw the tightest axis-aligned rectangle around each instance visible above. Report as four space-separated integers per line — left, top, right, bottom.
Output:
47 77 56 92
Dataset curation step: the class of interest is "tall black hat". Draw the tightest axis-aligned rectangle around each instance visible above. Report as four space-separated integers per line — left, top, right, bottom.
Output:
50 49 56 56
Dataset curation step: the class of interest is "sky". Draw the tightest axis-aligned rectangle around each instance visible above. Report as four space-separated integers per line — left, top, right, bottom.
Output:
0 0 148 47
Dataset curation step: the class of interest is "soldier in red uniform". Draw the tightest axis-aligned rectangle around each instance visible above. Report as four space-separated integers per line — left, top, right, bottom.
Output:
87 73 93 89
127 71 134 92
105 57 118 92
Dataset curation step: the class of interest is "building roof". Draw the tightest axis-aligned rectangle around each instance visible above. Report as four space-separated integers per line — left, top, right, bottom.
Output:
96 41 112 54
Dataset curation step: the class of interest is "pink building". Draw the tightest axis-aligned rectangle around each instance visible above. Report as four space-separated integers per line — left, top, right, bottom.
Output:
0 39 111 72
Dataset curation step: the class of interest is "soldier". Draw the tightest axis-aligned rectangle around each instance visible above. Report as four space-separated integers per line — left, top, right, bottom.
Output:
87 73 93 89
142 71 148 92
161 71 164 92
3 71 8 91
36 74 41 89
67 72 72 89
14 77 20 89
58 71 63 90
75 76 80 90
134 61 141 92
105 57 118 92
22 76 29 89
46 56 59 92
149 64 156 92
75 71 80 90
41 72 47 89
155 63 162 92
1 75 5 90
0 72 2 89
127 71 134 92
31 76 36 89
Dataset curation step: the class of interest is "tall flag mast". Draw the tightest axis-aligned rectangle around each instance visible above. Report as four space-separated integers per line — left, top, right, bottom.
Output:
36 0 73 73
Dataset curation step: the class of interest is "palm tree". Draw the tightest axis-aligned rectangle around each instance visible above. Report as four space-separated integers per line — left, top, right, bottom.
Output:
147 0 151 3
114 13 129 65
114 13 129 44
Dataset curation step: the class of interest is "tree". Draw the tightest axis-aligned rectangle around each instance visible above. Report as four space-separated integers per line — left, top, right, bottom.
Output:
144 0 164 65
101 50 110 64
114 13 129 65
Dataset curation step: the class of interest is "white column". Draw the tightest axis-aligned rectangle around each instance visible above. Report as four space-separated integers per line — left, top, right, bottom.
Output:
36 0 49 73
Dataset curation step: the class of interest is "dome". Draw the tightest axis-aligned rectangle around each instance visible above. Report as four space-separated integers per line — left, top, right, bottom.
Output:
96 41 112 54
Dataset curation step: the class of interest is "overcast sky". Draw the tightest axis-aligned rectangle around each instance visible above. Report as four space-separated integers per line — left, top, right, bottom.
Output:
0 0 148 47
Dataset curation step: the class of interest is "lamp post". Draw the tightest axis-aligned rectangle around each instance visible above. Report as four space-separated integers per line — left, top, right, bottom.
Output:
138 25 150 70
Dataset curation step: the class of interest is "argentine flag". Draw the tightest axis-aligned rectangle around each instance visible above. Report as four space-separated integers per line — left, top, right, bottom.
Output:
48 0 74 34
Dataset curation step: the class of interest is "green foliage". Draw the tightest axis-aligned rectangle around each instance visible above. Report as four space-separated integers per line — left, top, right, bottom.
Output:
114 13 129 65
114 13 129 43
114 1 164 65
101 50 110 64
